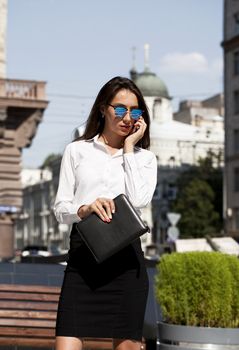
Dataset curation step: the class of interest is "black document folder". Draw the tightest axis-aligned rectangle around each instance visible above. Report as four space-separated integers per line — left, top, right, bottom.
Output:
75 194 149 263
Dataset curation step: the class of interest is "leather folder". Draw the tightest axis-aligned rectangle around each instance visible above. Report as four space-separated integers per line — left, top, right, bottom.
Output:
75 193 149 263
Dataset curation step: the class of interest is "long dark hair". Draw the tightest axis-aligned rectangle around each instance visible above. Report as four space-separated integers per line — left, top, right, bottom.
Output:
75 76 150 149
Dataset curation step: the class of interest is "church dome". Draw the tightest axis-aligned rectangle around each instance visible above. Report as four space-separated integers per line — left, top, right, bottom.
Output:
135 70 169 98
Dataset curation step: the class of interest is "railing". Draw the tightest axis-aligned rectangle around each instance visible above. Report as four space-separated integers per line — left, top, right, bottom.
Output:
0 78 46 100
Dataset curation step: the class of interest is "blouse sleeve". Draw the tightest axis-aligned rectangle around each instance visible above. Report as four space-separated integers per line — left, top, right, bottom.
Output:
123 150 157 209
53 144 81 224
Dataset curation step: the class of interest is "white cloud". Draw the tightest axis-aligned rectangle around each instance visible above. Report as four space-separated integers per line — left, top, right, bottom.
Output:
211 57 223 75
160 52 209 74
156 52 223 112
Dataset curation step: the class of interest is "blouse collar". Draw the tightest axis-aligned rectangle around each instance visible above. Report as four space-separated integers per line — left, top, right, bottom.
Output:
93 134 123 157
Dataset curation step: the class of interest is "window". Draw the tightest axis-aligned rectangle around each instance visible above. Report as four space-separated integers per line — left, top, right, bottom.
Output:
169 156 176 168
206 130 211 138
235 13 239 35
195 115 202 127
234 51 239 75
234 90 239 114
234 167 239 192
234 129 239 153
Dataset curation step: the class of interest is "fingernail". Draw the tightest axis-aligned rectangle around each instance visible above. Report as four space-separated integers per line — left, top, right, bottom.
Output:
112 209 115 214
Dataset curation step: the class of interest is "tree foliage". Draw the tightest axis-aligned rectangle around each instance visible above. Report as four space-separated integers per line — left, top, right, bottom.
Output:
172 178 220 237
172 151 223 237
40 153 62 169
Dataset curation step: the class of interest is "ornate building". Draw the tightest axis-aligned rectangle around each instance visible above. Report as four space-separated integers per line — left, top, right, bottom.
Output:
131 45 224 243
131 46 224 169
0 0 48 259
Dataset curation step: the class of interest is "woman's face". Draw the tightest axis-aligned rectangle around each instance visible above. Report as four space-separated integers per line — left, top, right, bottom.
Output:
102 89 139 137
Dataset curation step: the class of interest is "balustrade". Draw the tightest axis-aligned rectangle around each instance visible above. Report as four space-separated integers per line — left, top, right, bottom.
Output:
0 78 46 100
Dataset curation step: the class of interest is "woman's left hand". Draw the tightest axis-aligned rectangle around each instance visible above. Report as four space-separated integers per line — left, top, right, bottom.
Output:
124 117 147 148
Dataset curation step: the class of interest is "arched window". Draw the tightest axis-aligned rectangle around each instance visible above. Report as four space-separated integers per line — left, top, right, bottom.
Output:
169 156 175 168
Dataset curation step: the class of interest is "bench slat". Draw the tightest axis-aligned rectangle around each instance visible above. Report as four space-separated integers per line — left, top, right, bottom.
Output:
0 329 113 345
0 284 114 349
0 326 54 337
0 300 58 311
0 310 56 319
0 318 55 328
0 337 113 349
0 337 54 347
0 284 60 294
0 292 59 302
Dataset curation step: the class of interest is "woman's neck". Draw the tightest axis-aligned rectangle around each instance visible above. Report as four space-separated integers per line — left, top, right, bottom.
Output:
100 132 124 149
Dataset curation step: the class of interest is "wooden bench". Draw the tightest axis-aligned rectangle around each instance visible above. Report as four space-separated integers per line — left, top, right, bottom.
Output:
0 284 113 349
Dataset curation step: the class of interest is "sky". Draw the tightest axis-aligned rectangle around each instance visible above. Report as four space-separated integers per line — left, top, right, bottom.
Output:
7 0 224 168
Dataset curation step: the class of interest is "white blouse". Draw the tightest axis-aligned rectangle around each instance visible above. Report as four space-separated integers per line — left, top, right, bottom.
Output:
53 134 157 225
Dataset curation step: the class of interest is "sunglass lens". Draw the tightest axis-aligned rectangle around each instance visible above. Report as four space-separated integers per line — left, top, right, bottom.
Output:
114 106 127 118
130 109 142 120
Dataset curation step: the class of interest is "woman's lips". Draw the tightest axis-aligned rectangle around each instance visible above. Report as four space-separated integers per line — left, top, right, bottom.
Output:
120 125 132 130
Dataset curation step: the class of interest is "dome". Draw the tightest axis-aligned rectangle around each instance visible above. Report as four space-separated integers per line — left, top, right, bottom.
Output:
135 70 169 98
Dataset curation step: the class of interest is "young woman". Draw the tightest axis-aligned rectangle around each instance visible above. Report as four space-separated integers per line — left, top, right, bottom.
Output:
53 76 157 350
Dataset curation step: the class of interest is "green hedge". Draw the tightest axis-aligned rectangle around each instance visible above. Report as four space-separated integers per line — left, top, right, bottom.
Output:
155 251 239 327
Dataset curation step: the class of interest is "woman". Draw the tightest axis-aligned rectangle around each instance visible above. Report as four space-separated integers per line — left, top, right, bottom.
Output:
53 76 157 350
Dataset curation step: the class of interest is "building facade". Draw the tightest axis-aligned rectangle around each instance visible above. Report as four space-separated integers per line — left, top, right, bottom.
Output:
0 0 48 259
131 49 224 243
223 0 239 238
14 160 71 251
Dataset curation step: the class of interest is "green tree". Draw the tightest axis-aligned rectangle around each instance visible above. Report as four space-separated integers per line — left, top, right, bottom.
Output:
197 152 223 224
172 151 223 236
40 153 61 169
172 178 220 238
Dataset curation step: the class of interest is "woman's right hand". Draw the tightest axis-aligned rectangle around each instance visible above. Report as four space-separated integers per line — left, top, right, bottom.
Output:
77 198 115 222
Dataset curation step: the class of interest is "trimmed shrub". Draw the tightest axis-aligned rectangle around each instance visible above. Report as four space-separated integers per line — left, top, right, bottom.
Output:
155 252 239 327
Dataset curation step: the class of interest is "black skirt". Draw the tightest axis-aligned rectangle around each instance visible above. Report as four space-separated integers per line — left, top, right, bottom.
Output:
56 224 149 341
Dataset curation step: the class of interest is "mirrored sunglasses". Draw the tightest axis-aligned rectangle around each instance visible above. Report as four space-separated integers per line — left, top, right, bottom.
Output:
108 104 143 120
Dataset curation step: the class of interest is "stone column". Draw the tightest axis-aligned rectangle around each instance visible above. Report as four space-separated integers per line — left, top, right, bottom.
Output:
0 0 7 78
0 216 14 259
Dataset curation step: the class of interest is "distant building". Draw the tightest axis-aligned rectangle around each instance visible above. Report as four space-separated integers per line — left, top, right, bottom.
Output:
174 94 224 127
21 168 52 187
222 0 239 238
15 171 54 249
131 45 224 243
14 159 72 251
131 56 224 168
